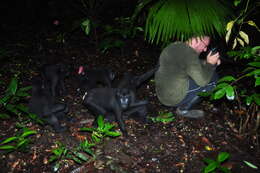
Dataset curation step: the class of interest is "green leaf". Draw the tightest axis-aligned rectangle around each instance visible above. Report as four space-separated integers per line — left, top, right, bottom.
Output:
0 145 16 150
234 0 241 6
217 152 230 163
225 85 235 100
245 95 253 106
246 69 260 77
203 158 215 164
72 157 82 164
213 88 226 100
219 166 231 173
215 82 229 90
252 94 260 105
255 77 260 87
217 76 236 83
105 131 121 137
48 155 58 163
80 127 96 132
243 160 258 169
204 162 218 173
17 139 28 148
0 136 18 145
75 152 88 161
7 78 18 95
248 62 260 68
21 130 37 138
0 113 10 119
97 115 104 129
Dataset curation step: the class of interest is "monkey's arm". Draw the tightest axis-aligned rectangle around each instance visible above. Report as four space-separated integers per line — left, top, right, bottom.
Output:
130 100 148 107
135 66 159 87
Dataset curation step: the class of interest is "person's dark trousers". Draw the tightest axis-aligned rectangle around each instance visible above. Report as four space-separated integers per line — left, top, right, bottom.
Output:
176 72 218 112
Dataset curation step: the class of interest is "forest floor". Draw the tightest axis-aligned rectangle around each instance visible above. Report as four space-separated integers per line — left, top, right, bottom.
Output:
0 26 259 173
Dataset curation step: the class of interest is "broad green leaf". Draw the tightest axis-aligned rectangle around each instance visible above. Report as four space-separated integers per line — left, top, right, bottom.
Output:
248 62 260 68
243 160 258 169
214 88 226 100
204 162 218 173
246 69 260 77
225 85 235 100
217 76 235 83
203 158 215 164
252 94 260 105
215 82 229 89
7 78 18 95
217 152 230 163
0 145 16 150
0 136 17 144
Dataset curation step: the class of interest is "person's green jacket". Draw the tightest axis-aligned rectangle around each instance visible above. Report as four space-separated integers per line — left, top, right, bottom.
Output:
155 42 215 106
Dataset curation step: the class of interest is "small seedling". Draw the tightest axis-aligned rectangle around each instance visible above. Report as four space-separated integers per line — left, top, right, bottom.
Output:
80 115 121 143
0 127 36 153
149 111 175 123
202 152 231 173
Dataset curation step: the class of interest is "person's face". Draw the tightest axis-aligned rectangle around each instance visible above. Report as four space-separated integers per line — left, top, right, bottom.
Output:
192 37 210 53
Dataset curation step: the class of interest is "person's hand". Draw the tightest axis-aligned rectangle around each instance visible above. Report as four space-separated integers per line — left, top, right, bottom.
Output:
206 51 221 66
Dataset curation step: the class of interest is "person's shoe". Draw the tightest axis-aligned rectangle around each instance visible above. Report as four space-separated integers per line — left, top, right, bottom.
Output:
176 107 205 119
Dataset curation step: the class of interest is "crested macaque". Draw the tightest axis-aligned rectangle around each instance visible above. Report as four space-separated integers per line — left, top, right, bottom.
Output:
115 66 159 92
28 79 70 132
83 88 148 136
77 65 115 92
41 63 69 97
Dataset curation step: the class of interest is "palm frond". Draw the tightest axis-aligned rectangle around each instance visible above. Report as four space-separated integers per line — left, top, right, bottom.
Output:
144 0 234 44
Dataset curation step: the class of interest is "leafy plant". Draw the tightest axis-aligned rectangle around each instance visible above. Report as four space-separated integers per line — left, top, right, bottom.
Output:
80 115 121 143
149 111 175 123
98 17 143 53
0 127 36 153
225 0 260 49
202 152 231 173
200 45 260 134
0 77 43 124
133 0 233 44
49 141 92 172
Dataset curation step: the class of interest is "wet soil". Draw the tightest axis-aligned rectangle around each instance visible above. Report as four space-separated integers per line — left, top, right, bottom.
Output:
0 27 259 173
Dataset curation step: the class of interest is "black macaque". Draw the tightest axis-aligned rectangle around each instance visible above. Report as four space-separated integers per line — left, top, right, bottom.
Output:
77 65 115 92
116 66 159 92
41 63 69 97
83 88 148 136
29 79 70 132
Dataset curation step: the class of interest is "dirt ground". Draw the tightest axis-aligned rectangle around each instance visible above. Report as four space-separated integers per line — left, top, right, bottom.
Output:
0 27 259 173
